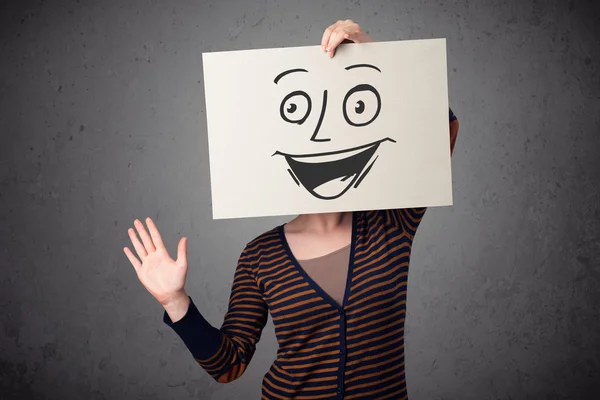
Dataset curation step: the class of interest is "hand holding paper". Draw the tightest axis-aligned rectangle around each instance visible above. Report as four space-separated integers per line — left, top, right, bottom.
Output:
321 19 373 56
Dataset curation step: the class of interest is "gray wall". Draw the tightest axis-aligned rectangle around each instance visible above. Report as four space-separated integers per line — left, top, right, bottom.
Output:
1 0 599 399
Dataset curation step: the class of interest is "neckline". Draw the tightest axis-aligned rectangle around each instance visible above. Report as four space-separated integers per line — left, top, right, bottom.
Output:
296 243 351 262
278 212 358 312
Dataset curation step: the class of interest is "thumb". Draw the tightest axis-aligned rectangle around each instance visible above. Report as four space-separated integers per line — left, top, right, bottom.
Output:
176 237 187 265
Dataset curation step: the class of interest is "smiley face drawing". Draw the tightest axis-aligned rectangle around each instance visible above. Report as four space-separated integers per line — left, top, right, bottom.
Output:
272 64 396 200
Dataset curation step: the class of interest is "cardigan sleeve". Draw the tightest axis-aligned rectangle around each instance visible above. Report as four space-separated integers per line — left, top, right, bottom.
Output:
384 108 458 238
163 252 268 383
449 107 457 122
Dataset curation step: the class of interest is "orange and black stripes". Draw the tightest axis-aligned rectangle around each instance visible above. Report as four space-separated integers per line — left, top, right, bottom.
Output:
163 208 427 399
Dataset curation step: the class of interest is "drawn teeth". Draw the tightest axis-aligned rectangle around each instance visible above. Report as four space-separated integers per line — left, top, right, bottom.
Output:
290 147 371 164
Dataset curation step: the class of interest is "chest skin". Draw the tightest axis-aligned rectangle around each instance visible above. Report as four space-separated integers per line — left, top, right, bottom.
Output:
283 212 353 260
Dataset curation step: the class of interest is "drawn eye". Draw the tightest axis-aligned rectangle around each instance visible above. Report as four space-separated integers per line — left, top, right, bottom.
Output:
342 84 381 127
280 91 312 125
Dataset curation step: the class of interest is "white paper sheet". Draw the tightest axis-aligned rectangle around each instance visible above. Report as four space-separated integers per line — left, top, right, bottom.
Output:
202 39 452 219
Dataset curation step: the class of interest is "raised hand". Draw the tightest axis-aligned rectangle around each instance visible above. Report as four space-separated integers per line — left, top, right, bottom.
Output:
321 19 372 57
123 217 189 308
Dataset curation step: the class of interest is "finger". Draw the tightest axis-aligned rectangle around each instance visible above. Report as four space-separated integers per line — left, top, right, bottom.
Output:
123 246 142 272
326 27 349 57
134 218 156 253
128 227 148 260
176 237 187 265
145 217 166 250
321 21 341 51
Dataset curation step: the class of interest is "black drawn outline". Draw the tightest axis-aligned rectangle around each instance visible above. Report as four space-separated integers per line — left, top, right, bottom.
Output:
287 169 301 186
274 68 308 84
273 138 395 200
280 91 312 125
345 63 382 72
274 63 392 200
273 138 394 159
310 90 330 142
342 84 381 127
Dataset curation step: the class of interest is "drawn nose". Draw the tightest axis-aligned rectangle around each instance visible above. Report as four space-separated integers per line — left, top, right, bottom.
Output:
309 90 331 142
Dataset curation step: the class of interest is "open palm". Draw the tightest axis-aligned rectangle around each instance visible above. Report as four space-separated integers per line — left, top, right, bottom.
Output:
123 217 188 305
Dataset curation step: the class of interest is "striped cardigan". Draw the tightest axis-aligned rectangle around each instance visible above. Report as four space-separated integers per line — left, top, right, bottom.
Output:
164 208 427 399
164 109 457 399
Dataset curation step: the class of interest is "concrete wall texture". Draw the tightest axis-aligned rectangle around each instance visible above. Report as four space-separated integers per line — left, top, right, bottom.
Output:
1 0 599 399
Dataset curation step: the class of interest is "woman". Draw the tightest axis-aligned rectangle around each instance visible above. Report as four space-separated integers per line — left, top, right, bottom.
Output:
124 20 459 400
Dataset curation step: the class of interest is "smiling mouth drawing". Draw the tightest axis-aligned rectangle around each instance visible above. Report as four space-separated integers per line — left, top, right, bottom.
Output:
273 138 396 200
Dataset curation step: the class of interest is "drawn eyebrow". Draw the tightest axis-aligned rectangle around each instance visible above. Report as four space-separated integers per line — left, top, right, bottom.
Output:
345 64 382 72
274 68 309 84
